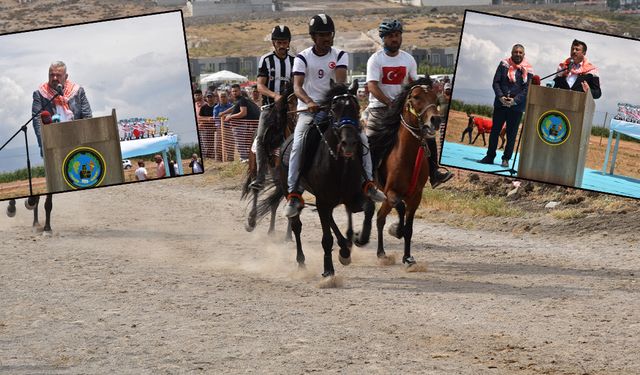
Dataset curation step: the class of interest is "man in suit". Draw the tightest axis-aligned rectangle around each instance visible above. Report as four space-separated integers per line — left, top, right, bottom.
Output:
32 61 92 156
553 39 601 99
478 44 534 168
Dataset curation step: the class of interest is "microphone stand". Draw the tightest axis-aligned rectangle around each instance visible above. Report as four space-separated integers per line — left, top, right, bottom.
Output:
0 90 62 196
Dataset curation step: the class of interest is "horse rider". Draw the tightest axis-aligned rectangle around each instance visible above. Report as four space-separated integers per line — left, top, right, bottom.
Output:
283 13 386 218
365 19 453 188
249 25 296 191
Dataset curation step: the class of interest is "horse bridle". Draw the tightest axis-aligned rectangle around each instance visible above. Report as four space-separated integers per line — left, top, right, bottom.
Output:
400 84 438 144
312 92 361 160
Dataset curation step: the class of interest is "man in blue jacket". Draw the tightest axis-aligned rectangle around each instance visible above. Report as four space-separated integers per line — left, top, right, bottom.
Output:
478 44 533 168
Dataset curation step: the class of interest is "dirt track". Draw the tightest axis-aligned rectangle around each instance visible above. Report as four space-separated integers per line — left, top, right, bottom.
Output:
1 173 638 374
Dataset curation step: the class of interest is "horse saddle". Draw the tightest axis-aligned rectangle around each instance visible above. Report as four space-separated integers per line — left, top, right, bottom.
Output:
281 113 331 175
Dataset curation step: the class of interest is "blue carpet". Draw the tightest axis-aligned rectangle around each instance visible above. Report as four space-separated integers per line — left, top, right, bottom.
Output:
441 141 640 199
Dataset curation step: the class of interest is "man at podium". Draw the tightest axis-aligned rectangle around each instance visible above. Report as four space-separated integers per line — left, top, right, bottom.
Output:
553 39 601 99
478 44 534 168
32 61 93 155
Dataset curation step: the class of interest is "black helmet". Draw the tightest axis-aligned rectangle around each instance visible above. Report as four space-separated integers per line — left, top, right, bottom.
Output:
271 25 291 41
308 14 335 35
379 19 403 39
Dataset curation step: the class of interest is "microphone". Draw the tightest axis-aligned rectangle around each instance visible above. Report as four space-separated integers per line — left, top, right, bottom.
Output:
55 83 63 95
539 58 574 82
41 110 52 125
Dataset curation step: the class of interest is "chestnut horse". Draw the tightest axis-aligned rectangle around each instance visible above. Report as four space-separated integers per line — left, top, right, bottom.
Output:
356 78 441 265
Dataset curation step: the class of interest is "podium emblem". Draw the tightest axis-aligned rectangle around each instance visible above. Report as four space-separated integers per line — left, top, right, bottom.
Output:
537 110 571 146
62 147 107 189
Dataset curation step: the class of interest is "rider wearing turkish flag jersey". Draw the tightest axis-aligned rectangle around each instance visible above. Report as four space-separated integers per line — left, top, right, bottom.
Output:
366 49 418 109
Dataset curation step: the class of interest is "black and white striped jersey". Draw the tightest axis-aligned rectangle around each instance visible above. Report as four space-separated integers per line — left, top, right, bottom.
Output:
257 51 295 106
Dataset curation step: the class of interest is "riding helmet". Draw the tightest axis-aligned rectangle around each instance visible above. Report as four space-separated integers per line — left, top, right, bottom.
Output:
378 19 403 38
308 14 335 35
271 25 291 41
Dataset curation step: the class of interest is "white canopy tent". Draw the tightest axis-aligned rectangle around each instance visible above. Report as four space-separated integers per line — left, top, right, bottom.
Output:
199 70 248 85
120 133 183 176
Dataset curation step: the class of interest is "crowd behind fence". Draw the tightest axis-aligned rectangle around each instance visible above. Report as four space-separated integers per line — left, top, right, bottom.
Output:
198 117 259 162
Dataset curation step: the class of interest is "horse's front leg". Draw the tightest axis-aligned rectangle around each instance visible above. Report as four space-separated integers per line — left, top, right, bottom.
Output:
43 194 52 233
7 199 16 217
376 199 394 259
402 197 420 266
26 196 40 228
355 199 375 247
388 200 406 240
329 209 352 266
317 205 335 277
290 215 304 268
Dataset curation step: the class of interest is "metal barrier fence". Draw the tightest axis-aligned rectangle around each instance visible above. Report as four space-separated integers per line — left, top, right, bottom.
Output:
197 117 259 162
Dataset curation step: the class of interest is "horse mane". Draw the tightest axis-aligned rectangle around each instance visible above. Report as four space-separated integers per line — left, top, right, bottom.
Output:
368 77 434 173
320 84 350 107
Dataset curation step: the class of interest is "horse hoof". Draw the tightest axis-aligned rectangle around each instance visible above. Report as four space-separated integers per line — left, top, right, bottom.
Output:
42 230 53 237
6 206 16 218
244 221 256 232
354 232 369 247
377 253 396 266
321 271 335 278
388 223 403 239
338 254 351 266
402 255 416 266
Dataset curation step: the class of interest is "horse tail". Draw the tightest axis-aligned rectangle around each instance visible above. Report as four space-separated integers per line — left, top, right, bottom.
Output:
255 181 285 222
240 152 257 200
240 168 252 200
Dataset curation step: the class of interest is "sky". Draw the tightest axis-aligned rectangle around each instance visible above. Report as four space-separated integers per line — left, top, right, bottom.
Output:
0 11 196 173
452 11 640 127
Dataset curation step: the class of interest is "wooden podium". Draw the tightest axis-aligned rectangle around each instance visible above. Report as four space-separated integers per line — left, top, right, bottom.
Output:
42 109 124 193
517 85 595 187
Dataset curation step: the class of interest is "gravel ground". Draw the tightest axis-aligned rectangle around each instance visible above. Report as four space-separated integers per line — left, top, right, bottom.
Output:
1 175 638 374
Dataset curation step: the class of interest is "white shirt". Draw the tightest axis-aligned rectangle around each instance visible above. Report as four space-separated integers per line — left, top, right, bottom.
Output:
366 49 418 108
566 62 582 88
135 167 147 181
293 46 349 111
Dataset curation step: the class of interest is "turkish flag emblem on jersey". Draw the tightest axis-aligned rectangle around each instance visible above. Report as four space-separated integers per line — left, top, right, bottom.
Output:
381 66 407 85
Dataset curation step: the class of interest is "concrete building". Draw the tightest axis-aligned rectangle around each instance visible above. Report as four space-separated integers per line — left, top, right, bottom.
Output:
399 0 491 5
189 0 276 17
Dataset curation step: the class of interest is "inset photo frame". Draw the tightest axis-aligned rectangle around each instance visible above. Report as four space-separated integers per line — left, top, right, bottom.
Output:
442 10 640 200
0 10 202 202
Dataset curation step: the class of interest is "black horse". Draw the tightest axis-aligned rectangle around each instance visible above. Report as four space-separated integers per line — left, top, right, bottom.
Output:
6 194 53 234
241 82 296 235
257 82 364 277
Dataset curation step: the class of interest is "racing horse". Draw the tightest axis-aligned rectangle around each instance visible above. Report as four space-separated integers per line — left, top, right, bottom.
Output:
6 194 53 234
356 77 441 266
241 83 297 234
256 82 364 277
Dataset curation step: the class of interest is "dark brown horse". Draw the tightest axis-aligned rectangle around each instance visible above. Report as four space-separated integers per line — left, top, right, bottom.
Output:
357 78 441 265
256 83 364 277
6 194 53 234
242 83 297 234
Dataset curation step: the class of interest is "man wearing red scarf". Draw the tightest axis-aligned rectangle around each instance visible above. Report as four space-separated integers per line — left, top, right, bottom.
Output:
553 39 601 99
479 44 534 168
32 61 92 156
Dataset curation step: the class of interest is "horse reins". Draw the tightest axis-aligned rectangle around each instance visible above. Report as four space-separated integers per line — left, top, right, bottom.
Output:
401 84 438 197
